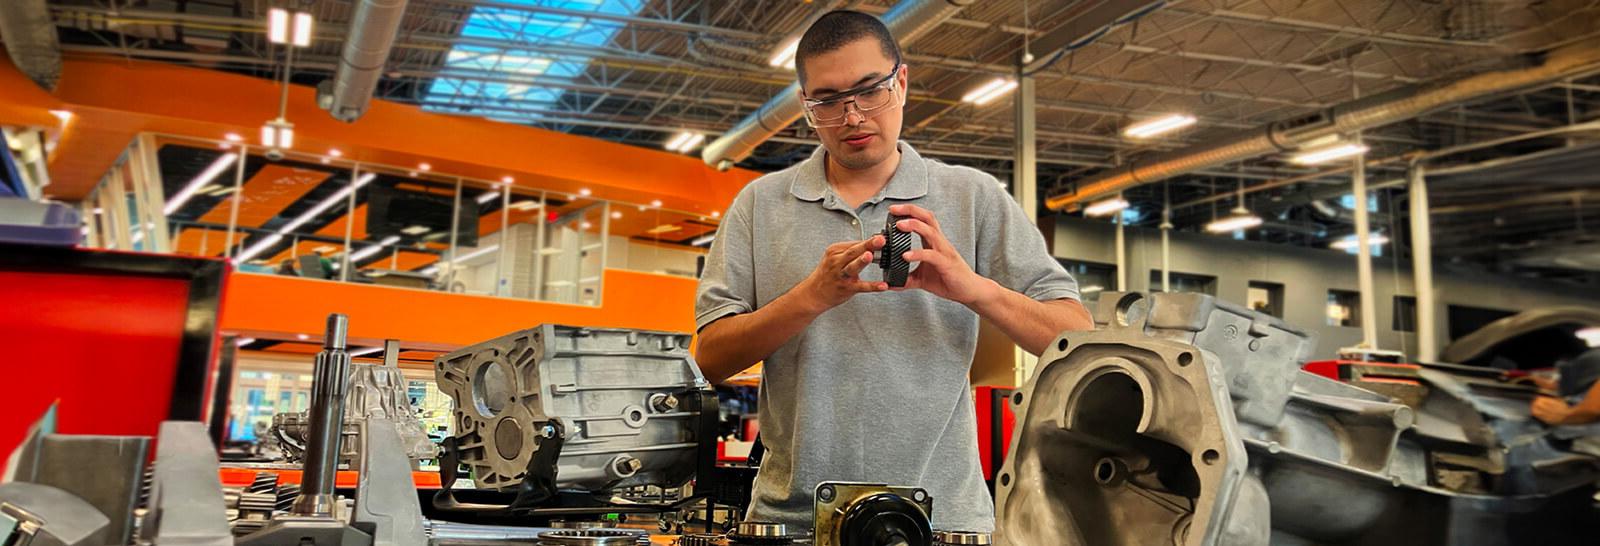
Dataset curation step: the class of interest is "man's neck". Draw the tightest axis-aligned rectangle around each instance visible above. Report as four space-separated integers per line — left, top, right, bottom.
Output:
824 146 901 209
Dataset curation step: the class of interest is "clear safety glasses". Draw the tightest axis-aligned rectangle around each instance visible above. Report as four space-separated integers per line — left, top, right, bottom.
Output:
801 65 904 128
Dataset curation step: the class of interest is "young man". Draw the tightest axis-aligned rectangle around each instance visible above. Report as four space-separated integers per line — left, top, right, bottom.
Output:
694 11 1094 533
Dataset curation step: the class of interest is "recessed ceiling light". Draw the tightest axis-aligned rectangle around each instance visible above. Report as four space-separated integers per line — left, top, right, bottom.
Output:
224 132 243 143
611 211 622 219
646 224 682 235
579 188 591 196
711 210 721 218
650 200 662 208
419 162 431 171
329 148 342 157
501 176 514 184
580 221 593 230
296 333 310 341
401 225 430 235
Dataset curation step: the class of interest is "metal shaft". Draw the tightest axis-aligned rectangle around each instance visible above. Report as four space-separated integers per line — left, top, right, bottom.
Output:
291 313 352 516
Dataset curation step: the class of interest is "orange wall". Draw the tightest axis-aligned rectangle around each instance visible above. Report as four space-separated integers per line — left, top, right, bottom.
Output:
221 269 699 350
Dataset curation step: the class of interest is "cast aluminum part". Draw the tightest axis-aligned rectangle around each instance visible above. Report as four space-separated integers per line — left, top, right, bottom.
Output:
271 349 436 466
813 483 933 546
994 291 1600 546
137 422 235 546
435 325 708 492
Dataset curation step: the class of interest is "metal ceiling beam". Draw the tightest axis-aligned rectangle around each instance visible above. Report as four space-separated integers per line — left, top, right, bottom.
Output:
1172 8 1504 51
903 0 1169 129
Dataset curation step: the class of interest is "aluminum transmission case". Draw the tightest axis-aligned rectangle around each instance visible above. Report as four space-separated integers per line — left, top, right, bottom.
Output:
993 296 1266 546
435 325 708 492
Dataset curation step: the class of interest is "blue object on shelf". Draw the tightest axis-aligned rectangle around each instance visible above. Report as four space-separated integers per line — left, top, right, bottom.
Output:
0 198 82 246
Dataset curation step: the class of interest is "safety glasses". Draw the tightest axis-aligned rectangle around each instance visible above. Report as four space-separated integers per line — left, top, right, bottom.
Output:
801 65 904 128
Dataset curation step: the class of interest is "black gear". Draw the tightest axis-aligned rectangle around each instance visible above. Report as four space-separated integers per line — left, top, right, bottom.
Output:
879 214 913 287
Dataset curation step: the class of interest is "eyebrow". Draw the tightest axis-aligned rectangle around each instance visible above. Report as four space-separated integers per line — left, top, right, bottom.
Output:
810 72 885 97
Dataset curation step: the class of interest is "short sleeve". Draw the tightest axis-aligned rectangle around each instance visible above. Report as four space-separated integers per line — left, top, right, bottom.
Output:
695 193 756 332
973 178 1080 303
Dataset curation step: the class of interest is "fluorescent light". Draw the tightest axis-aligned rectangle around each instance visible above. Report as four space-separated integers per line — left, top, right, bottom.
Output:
267 8 289 44
260 124 275 147
348 347 383 357
453 244 500 263
509 200 542 211
1205 212 1263 233
348 235 401 263
1080 285 1104 294
292 12 314 47
476 191 500 204
401 225 430 235
769 38 798 69
279 126 294 148
278 173 376 233
664 132 694 152
1123 114 1197 139
1291 142 1369 165
420 266 439 275
164 153 239 215
234 233 285 263
313 245 336 253
691 234 716 247
49 110 73 124
682 133 706 151
236 337 256 347
962 78 1017 106
1578 327 1600 348
261 119 294 148
1330 233 1390 250
1084 197 1130 217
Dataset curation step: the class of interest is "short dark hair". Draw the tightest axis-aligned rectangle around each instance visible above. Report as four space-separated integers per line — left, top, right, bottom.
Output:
795 10 902 88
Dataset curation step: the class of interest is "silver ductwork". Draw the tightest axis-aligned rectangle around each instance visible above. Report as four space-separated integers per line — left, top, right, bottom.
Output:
318 0 410 122
701 0 976 170
0 0 62 90
1046 41 1600 210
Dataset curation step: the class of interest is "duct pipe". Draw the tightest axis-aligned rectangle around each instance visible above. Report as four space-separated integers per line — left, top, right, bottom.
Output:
1046 42 1600 210
318 0 410 122
701 0 976 170
0 0 62 90
1408 164 1437 361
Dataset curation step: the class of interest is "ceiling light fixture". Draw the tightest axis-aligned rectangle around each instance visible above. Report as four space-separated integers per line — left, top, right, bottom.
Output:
296 333 310 341
328 148 342 157
1330 233 1390 250
476 191 501 204
267 8 289 44
163 153 240 215
49 110 73 125
236 337 256 347
1205 207 1263 233
579 188 591 196
347 235 401 263
401 225 430 235
580 221 593 230
347 346 383 357
611 211 622 219
501 175 514 184
508 200 542 211
769 38 799 69
234 173 376 263
711 211 720 218
418 162 431 171
268 8 314 47
260 118 295 149
1084 197 1130 217
961 78 1018 106
225 133 244 143
1291 142 1369 165
691 234 716 247
292 12 314 47
664 131 705 153
1123 113 1197 139
650 199 663 208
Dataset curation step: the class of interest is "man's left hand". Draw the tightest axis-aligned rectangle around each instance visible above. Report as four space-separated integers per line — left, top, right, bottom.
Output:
888 204 997 307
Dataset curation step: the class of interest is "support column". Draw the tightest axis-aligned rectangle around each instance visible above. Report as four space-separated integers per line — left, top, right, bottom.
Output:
1352 136 1378 349
1011 72 1039 387
1408 164 1437 361
1160 207 1172 292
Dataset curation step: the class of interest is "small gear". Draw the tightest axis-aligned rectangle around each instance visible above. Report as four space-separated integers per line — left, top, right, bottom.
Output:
879 214 914 287
678 534 724 546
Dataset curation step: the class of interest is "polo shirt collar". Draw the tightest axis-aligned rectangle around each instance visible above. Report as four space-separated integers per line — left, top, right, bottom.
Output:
788 141 930 204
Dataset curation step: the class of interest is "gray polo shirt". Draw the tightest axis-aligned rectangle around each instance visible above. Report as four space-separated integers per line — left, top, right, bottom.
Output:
695 142 1079 533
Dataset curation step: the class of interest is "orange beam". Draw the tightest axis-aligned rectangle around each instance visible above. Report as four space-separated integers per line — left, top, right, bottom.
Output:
220 269 697 348
1 54 760 212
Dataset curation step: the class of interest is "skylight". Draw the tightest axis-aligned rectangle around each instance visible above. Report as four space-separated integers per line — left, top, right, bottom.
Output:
423 0 644 122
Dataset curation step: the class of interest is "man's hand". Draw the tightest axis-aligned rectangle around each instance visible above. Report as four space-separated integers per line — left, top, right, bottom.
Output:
889 204 998 307
793 236 890 314
1532 396 1571 425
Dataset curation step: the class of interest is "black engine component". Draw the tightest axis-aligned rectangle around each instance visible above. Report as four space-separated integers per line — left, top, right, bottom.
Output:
814 483 933 546
879 214 913 287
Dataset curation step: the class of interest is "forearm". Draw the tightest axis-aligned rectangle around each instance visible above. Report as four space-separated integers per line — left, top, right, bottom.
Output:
695 291 823 384
969 279 1095 355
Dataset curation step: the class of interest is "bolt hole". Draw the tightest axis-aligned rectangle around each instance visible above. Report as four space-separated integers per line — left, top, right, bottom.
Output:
1177 352 1194 367
1012 392 1023 405
1202 449 1219 465
999 473 1010 487
1057 339 1069 352
629 409 644 421
1095 460 1115 483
